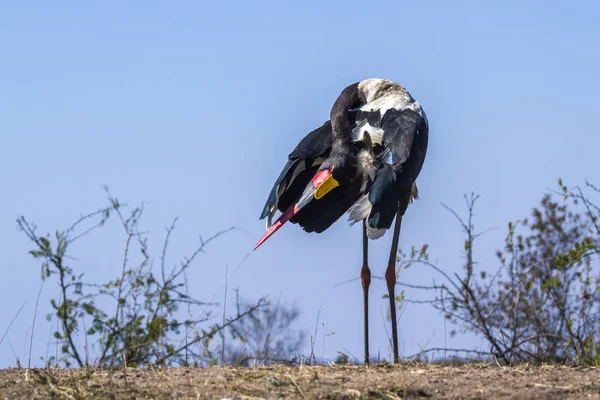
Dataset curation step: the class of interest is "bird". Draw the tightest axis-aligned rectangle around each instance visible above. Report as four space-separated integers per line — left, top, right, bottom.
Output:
253 82 376 248
254 78 429 365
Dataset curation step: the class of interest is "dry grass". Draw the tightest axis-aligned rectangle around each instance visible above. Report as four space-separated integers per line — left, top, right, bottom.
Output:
1 363 600 399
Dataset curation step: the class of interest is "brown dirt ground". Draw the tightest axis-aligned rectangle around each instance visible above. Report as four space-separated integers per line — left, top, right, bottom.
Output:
0 363 599 399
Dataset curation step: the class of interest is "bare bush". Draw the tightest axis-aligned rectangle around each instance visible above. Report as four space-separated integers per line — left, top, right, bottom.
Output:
17 188 266 367
409 180 600 365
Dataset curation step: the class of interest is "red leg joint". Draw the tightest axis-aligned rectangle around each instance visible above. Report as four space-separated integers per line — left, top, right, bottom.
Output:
360 264 371 290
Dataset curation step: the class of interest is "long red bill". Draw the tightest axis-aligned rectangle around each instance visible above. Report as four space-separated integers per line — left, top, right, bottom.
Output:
253 204 301 250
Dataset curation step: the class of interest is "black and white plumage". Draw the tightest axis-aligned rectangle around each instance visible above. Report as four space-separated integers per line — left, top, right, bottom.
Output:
255 82 375 248
347 79 428 238
255 78 429 365
259 78 428 238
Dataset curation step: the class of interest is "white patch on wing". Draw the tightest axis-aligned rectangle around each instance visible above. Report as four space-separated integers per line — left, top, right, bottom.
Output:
347 195 372 226
357 149 376 181
310 156 327 168
287 161 306 190
352 120 384 145
266 205 276 229
366 227 386 239
367 127 384 145
346 193 387 239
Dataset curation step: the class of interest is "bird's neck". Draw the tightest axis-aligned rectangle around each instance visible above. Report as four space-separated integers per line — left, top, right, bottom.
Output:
330 83 360 151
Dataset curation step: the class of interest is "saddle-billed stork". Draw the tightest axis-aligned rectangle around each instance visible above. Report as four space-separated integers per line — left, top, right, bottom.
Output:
254 78 429 364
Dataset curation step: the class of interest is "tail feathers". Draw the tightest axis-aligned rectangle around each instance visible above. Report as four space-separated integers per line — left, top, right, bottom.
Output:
347 195 372 226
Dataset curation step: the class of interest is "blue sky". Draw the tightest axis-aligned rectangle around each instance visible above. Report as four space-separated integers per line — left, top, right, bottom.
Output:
1 0 599 366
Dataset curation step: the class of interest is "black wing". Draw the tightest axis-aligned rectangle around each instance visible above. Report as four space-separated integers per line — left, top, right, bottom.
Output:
291 177 365 233
259 121 332 223
365 107 428 230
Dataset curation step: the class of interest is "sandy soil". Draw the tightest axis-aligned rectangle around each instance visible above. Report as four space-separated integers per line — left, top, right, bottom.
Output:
0 363 599 399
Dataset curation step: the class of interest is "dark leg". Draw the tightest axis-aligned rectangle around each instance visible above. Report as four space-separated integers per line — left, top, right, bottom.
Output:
386 207 403 363
360 220 371 365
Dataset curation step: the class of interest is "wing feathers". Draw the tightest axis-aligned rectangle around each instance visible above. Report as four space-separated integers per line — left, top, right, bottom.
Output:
260 122 333 226
260 158 297 220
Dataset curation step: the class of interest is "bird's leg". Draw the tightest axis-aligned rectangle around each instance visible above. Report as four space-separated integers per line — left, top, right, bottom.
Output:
386 207 403 364
360 220 371 365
